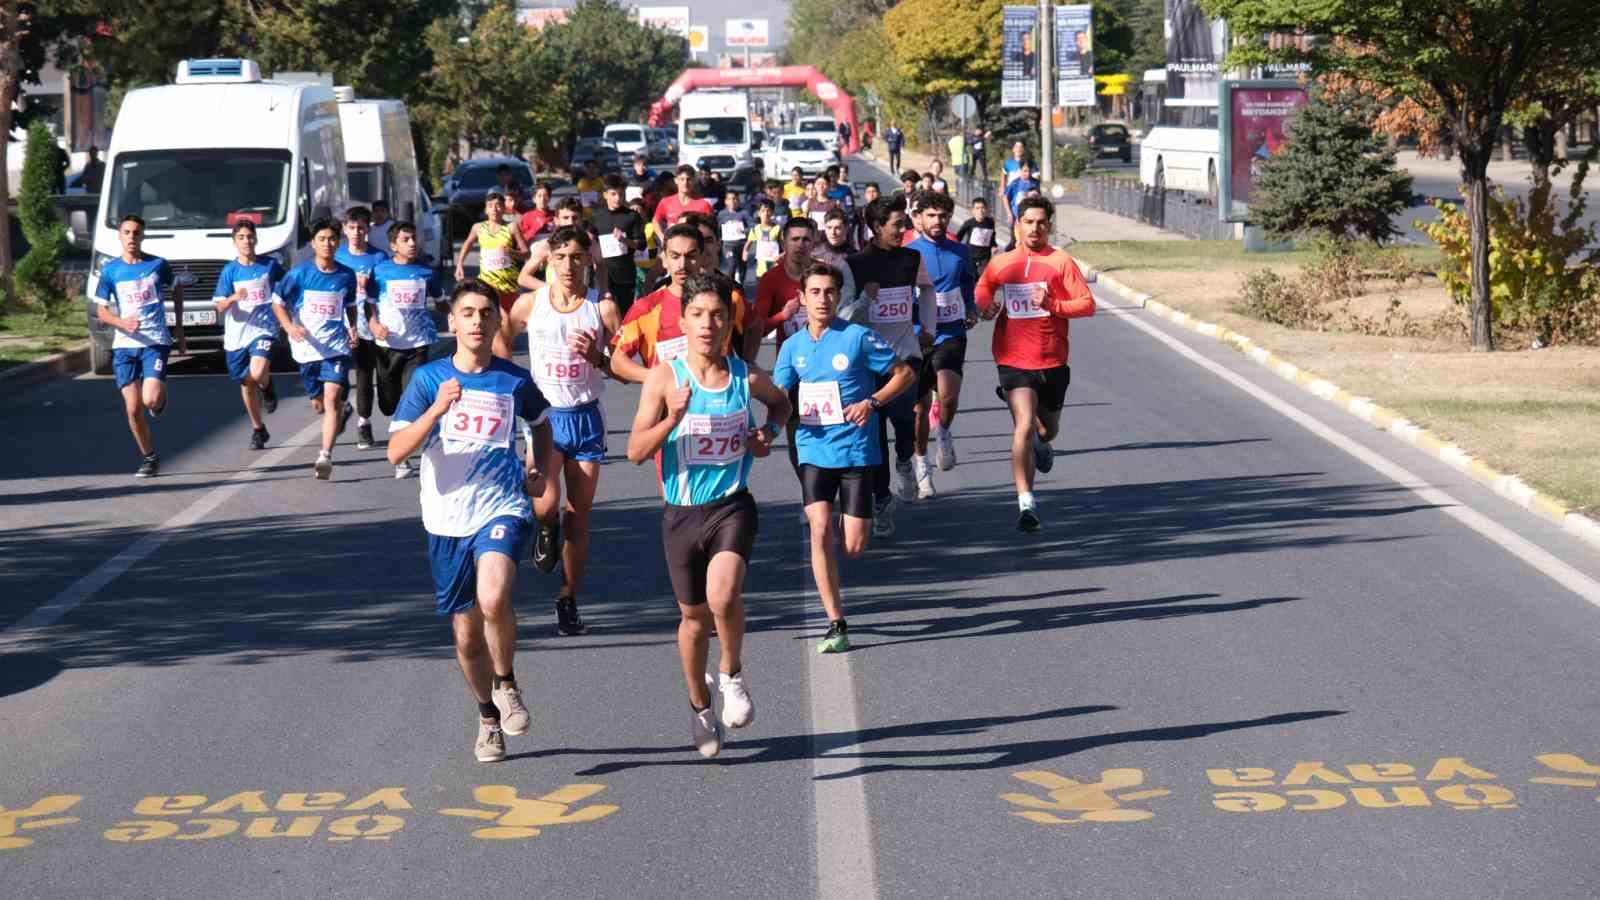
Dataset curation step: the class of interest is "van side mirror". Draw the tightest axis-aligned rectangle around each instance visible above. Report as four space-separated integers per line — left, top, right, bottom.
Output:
399 202 416 222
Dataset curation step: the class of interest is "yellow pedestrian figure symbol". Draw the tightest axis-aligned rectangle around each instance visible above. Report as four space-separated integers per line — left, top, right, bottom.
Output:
440 784 619 839
1530 754 1600 799
0 794 83 850
1001 769 1169 825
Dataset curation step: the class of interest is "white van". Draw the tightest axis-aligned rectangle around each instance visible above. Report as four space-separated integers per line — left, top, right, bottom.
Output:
83 58 349 374
678 90 752 177
336 91 445 266
602 123 650 160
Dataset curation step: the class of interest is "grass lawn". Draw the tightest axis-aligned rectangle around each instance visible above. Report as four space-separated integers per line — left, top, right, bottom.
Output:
1071 239 1600 513
0 309 88 369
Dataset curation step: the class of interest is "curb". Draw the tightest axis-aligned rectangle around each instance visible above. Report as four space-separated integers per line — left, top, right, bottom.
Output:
1078 262 1600 553
0 341 92 392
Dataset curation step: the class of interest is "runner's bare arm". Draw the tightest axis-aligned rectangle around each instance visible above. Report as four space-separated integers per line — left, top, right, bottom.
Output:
524 419 552 498
388 378 459 464
878 359 919 404
517 243 549 292
608 345 650 385
627 365 685 464
747 367 792 433
453 223 479 276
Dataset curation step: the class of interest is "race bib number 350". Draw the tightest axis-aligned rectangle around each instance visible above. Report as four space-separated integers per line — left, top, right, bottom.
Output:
1002 282 1049 320
443 389 514 448
870 285 914 324
681 411 747 466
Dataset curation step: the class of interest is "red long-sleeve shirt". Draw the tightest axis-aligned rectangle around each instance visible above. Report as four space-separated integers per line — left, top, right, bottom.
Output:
974 245 1095 369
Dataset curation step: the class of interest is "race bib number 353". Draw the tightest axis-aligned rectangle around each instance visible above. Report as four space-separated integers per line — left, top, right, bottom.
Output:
1002 282 1049 320
681 411 747 466
443 389 514 448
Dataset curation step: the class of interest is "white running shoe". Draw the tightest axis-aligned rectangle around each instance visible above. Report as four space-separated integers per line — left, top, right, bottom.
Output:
717 671 754 728
394 459 414 479
913 454 936 500
935 427 957 471
895 459 917 501
691 702 724 758
872 495 897 539
313 451 333 480
492 684 530 736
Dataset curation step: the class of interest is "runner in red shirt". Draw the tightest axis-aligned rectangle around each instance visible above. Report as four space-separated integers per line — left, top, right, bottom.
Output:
611 224 750 384
753 215 819 476
974 195 1095 533
652 165 714 236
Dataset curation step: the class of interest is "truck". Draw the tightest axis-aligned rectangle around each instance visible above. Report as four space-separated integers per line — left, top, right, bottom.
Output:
83 58 350 374
677 90 753 179
336 90 446 266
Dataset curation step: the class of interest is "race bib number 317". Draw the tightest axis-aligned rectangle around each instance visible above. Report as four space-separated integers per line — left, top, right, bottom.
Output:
442 389 514 448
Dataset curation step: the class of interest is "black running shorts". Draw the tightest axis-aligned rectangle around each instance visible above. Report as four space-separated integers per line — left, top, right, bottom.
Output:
997 364 1071 412
800 465 874 519
662 490 759 606
918 337 968 395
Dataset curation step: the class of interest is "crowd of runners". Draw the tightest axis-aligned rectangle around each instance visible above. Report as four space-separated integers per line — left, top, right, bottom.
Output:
91 148 1092 762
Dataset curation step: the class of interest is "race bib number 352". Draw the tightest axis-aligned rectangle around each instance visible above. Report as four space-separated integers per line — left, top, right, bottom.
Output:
681 411 747 466
442 389 514 448
1002 282 1049 320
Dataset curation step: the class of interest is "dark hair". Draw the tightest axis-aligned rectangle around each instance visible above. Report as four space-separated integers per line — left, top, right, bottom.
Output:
1015 195 1054 221
863 182 881 195
231 219 257 236
534 181 553 194
802 261 843 291
825 165 841 181
547 224 592 253
791 166 803 175
911 190 954 215
970 195 989 207
389 220 418 242
371 199 390 211
681 273 732 314
308 217 340 238
763 178 782 191
899 170 920 184
662 222 705 252
449 277 502 309
485 190 506 203
602 174 626 192
120 213 145 229
823 207 849 225
553 196 585 216
755 197 775 212
675 164 697 177
782 215 817 239
344 206 372 225
863 197 905 233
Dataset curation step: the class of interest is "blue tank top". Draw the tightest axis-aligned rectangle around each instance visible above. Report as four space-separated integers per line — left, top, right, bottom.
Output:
660 357 754 506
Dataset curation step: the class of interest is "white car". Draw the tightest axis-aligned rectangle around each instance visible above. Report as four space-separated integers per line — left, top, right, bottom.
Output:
795 116 840 151
603 123 650 160
767 135 836 177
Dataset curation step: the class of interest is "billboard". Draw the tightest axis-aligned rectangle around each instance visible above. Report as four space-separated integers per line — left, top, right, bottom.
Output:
637 6 690 38
1218 80 1308 221
688 25 709 54
1054 4 1094 107
1164 0 1226 107
517 8 568 29
725 19 770 47
1000 6 1040 108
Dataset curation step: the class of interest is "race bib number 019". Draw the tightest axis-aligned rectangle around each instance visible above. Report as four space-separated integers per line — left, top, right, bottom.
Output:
797 380 845 427
681 411 747 466
442 389 514 448
870 285 914 324
935 288 964 323
1002 282 1049 319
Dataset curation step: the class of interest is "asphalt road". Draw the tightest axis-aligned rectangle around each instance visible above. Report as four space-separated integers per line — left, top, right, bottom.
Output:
3 160 1600 898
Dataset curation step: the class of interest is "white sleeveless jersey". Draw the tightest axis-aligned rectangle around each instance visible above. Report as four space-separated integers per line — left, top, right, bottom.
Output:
527 285 606 408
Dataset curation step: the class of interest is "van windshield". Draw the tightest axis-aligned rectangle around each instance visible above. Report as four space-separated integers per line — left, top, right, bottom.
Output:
684 118 746 146
799 120 835 133
608 128 644 144
106 149 293 229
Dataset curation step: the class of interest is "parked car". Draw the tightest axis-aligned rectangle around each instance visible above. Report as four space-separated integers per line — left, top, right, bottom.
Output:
1087 123 1134 163
569 137 621 175
602 124 649 160
442 156 534 237
647 127 677 164
766 135 836 177
795 116 840 151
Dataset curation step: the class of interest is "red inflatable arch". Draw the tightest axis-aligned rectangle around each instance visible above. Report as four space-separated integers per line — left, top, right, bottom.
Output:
647 65 860 154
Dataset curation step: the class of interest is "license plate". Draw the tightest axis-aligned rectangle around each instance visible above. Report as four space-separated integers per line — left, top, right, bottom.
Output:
165 310 217 326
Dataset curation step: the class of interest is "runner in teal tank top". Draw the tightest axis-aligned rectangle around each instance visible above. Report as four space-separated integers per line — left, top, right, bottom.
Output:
628 273 791 759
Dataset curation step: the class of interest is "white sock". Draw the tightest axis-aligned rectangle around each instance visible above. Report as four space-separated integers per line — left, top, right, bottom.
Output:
357 416 371 426
1018 491 1035 510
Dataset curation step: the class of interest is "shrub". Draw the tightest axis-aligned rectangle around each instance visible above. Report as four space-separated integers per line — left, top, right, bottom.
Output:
15 121 67 316
1055 143 1093 179
1239 268 1334 329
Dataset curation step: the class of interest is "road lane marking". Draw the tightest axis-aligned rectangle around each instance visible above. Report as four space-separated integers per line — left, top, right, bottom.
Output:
1100 292 1600 610
3 417 328 640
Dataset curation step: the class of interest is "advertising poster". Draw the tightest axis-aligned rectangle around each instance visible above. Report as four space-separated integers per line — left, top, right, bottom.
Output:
725 19 770 47
1225 84 1308 217
1164 0 1227 106
636 6 690 38
1055 4 1095 107
1001 6 1040 108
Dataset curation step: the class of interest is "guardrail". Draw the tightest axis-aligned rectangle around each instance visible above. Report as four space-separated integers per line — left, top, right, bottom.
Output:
1079 175 1232 240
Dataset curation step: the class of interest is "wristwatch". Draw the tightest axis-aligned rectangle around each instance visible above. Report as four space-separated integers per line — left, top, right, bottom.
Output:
760 422 780 441
867 396 883 411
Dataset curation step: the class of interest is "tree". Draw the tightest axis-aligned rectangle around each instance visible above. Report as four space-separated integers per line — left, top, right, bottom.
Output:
15 119 66 307
1249 84 1413 243
225 0 455 102
1207 0 1600 351
883 0 1004 99
534 0 687 154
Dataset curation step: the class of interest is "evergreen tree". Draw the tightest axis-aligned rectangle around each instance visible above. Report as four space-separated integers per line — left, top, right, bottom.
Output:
1250 85 1414 243
15 120 66 309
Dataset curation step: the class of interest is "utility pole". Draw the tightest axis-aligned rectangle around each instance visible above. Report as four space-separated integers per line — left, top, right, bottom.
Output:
1038 0 1053 182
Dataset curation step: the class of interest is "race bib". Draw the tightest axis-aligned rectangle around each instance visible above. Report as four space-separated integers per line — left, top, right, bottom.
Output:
442 389 513 449
797 380 845 427
681 410 747 466
968 227 994 248
599 234 628 258
235 276 270 311
537 341 589 385
870 285 914 324
116 275 162 315
756 239 780 262
1002 282 1049 319
935 288 965 324
625 185 644 203
300 289 345 329
387 279 427 309
809 211 828 228
580 190 599 208
721 220 748 242
480 248 512 271
634 249 653 264
655 334 688 363
781 300 807 337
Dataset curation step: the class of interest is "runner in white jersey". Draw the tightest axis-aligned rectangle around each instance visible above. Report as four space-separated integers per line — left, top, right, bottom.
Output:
388 278 554 763
505 226 622 637
212 220 284 451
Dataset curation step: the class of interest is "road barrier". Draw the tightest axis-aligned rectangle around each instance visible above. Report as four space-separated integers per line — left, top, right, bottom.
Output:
1079 175 1232 240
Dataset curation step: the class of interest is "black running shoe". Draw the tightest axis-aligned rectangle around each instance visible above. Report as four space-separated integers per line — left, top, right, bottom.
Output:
532 520 562 574
261 380 278 414
135 454 160 478
249 427 270 450
336 403 354 437
555 596 588 636
1017 507 1041 533
356 423 374 450
1034 435 1054 473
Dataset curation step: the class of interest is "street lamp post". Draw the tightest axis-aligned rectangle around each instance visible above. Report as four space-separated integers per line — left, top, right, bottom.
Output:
1038 0 1053 182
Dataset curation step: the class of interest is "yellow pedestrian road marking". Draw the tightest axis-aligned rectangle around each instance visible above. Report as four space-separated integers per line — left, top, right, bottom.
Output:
439 784 619 839
1002 769 1169 824
0 795 82 850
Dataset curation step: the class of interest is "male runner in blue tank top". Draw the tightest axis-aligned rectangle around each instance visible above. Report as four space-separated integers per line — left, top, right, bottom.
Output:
627 274 791 758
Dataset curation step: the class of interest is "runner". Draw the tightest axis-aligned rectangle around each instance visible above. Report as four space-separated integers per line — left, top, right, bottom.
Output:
93 214 186 478
1005 160 1041 220
895 171 919 211
743 198 783 280
850 182 881 248
843 197 937 537
626 273 790 757
212 220 284 451
368 200 394 253
782 166 808 208
753 215 819 475
610 224 753 384
575 159 605 214
1002 141 1029 186
368 221 442 479
685 213 760 363
505 226 623 638
651 165 714 237
906 190 978 495
387 278 553 763
815 207 857 268
517 197 609 296
271 218 360 480
772 261 915 654
974 196 1096 532
955 196 997 273
337 207 389 451
825 164 856 210
517 182 554 246
590 175 646 315
763 178 792 222
716 188 751 283
927 160 949 194
453 191 528 360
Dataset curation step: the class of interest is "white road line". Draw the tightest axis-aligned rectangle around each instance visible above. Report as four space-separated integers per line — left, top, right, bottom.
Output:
4 417 330 640
803 519 879 900
1100 292 1600 609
